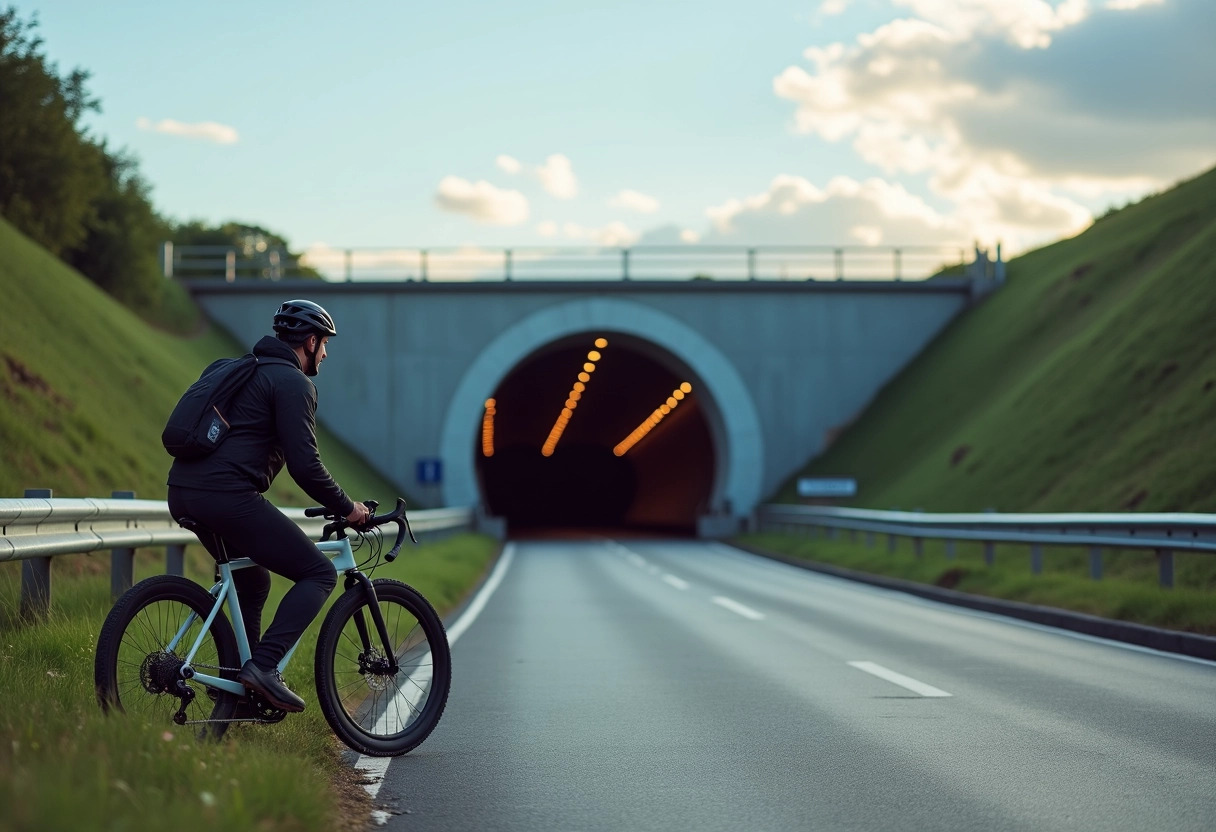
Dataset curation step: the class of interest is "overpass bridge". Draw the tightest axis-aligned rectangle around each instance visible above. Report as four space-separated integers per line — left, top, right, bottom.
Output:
186 248 1000 536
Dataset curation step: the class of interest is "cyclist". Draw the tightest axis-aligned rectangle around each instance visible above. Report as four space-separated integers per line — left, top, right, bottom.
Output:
167 299 371 712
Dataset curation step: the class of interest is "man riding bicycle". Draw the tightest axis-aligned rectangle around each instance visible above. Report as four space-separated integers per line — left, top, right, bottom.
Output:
167 299 371 712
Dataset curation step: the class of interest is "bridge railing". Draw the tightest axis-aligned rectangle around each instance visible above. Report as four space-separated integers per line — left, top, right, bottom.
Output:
162 243 977 283
754 504 1216 588
1 491 473 620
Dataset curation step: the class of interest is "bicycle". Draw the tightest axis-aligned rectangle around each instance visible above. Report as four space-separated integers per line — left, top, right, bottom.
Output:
94 498 451 757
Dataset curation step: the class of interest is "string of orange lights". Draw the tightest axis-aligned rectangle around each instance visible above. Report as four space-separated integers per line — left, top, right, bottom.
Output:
541 337 608 456
481 398 496 457
612 382 692 456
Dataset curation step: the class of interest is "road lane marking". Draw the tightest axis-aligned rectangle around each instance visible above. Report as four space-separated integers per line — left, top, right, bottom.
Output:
712 596 765 620
848 661 952 697
356 543 517 823
662 574 689 590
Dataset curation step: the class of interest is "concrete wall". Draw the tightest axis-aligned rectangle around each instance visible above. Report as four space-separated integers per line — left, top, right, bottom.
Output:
190 279 972 521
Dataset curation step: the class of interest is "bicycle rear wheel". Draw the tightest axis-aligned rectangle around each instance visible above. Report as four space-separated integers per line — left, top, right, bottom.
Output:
315 578 451 757
94 575 241 739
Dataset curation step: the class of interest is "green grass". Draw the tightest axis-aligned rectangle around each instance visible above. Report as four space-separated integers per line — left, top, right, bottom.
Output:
774 165 1216 514
737 532 1216 635
0 532 499 832
0 214 403 505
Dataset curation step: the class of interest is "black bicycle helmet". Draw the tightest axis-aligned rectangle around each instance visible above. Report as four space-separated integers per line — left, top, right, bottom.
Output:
272 299 337 338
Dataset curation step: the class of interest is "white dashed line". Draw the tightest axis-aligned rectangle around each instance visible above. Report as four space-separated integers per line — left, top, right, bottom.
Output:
662 574 690 590
848 661 952 697
712 596 765 620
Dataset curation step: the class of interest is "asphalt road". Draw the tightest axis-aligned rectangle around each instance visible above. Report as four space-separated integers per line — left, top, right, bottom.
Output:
370 539 1216 831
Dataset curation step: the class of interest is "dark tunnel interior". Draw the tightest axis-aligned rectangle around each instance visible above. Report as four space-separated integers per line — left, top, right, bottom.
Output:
475 334 715 535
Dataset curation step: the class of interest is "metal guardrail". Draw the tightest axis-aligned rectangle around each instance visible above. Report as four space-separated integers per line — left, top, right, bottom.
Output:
754 504 1216 588
1 495 473 619
161 242 987 283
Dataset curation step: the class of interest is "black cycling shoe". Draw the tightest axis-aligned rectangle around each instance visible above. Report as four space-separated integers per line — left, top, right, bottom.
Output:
236 661 306 712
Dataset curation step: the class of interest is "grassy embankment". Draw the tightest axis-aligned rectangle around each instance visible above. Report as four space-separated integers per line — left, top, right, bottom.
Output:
0 215 498 831
745 166 1216 633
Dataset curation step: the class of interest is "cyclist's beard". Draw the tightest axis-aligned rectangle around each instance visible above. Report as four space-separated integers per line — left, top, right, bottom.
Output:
304 341 320 377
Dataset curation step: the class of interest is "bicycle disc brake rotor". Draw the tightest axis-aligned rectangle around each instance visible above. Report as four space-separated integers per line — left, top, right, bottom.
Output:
140 650 185 695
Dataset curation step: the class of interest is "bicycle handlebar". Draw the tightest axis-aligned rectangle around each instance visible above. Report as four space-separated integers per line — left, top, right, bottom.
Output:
309 497 418 561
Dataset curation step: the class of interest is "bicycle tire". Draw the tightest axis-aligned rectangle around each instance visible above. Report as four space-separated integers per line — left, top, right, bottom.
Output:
94 574 241 740
314 578 452 757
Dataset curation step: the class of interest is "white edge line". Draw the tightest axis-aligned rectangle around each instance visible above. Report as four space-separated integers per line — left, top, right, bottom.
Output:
712 595 765 620
356 542 517 813
848 660 952 697
662 574 690 590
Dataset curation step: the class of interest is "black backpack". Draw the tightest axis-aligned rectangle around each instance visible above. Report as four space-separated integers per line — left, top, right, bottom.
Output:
162 354 294 460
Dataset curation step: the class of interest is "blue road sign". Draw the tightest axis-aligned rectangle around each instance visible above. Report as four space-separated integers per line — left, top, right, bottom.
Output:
416 458 443 485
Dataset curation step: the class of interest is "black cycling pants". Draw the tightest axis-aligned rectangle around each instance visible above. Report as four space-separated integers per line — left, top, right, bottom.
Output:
167 486 337 671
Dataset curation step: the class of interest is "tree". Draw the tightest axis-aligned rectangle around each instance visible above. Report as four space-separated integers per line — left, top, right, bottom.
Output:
66 145 169 310
0 7 105 255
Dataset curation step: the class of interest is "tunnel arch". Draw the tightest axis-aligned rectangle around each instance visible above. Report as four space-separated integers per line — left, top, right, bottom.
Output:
439 297 763 519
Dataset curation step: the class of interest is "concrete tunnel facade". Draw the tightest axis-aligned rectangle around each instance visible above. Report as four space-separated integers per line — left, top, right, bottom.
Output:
188 278 973 535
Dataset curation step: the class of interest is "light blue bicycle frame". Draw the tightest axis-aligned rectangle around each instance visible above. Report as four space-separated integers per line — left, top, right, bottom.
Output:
163 538 356 698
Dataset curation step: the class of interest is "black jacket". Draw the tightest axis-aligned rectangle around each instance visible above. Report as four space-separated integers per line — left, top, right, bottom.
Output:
168 335 354 517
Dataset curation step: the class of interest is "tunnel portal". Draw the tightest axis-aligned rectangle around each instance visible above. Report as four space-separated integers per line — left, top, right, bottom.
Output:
476 334 715 535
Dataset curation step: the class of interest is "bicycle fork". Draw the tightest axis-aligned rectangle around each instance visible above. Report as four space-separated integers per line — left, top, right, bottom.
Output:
344 571 400 676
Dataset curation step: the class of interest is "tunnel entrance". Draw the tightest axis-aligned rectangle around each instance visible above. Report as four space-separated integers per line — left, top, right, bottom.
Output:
475 334 716 535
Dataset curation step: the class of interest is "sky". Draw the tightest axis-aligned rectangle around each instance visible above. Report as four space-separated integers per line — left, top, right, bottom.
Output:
18 0 1216 275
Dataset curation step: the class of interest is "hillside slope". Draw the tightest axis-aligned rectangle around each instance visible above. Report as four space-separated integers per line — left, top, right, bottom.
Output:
776 166 1216 512
0 216 400 505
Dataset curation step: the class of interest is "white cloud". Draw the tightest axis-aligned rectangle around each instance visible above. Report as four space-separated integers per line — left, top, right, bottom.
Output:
891 0 1091 49
536 154 578 199
135 117 238 144
536 220 559 237
609 189 660 214
679 229 701 244
560 220 638 247
496 155 522 174
771 0 1216 251
434 176 529 225
851 225 884 245
819 0 852 14
1106 0 1162 9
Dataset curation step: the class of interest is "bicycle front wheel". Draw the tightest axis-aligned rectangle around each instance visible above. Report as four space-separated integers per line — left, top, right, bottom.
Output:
315 578 452 757
94 575 241 740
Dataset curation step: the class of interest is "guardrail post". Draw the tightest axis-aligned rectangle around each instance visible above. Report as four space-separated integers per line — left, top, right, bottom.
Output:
111 491 136 599
344 249 353 282
1089 546 1102 580
865 532 874 548
983 542 995 566
887 534 897 553
421 249 429 281
1157 549 1174 589
747 248 756 280
19 488 53 621
505 249 513 281
622 249 631 280
826 526 837 541
894 248 902 281
834 248 844 280
913 538 923 558
166 544 186 577
849 529 858 543
224 250 236 283
945 540 956 560
1031 543 1043 575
